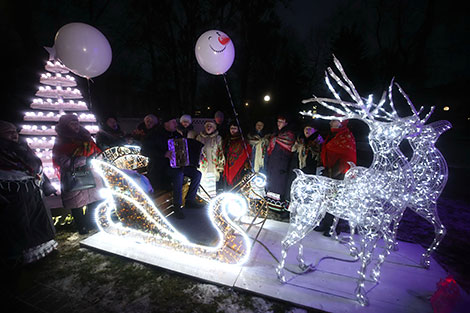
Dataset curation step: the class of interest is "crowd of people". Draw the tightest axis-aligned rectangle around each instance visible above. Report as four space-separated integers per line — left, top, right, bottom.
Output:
0 109 357 272
93 110 356 232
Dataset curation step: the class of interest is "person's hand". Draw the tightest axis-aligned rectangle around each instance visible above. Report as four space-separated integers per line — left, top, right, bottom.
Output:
164 150 174 159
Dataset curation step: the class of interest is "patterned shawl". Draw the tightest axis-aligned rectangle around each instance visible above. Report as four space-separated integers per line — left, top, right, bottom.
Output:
321 123 356 174
223 134 252 185
267 128 295 155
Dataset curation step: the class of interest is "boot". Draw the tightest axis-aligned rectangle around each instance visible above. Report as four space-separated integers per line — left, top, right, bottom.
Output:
71 207 88 234
171 207 185 219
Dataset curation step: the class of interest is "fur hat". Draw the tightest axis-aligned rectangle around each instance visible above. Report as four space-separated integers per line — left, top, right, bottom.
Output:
180 114 192 124
204 120 217 129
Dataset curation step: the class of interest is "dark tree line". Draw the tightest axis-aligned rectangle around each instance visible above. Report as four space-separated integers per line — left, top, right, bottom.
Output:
1 0 468 132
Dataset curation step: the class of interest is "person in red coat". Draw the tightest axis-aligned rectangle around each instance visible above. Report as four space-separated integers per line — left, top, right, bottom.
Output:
321 118 356 179
315 117 356 236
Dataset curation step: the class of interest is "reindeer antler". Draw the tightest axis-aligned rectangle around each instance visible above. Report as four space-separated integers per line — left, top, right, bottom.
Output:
301 57 432 125
302 56 393 122
393 82 435 124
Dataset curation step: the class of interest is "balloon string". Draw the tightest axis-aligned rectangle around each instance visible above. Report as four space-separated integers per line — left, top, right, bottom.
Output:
86 78 93 110
222 73 253 172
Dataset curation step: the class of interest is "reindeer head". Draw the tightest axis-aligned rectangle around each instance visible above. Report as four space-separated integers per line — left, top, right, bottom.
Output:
408 120 452 150
301 56 433 148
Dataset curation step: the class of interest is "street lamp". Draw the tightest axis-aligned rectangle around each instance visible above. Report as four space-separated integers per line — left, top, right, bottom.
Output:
263 95 271 102
443 106 450 111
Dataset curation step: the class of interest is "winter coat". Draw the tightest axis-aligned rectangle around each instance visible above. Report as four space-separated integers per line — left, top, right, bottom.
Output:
96 124 127 150
265 127 296 201
0 137 57 263
292 132 323 175
141 126 180 190
321 122 356 179
176 124 197 139
196 130 225 181
52 130 104 210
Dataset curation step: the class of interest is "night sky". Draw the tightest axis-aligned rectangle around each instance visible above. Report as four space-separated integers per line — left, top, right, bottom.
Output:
1 0 469 136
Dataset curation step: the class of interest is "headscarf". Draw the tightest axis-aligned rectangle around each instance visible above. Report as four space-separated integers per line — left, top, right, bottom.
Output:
53 114 100 164
0 121 42 176
0 120 17 135
55 114 92 142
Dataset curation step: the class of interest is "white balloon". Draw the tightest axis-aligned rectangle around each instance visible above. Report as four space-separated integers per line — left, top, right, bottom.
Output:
54 23 112 78
195 30 235 75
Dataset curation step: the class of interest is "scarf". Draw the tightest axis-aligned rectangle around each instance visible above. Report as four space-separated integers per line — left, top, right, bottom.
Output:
52 138 101 168
321 124 356 174
223 134 252 185
267 128 295 155
293 132 323 169
248 132 268 172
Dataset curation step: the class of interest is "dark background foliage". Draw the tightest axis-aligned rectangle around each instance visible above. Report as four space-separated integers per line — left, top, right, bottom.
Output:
1 0 469 135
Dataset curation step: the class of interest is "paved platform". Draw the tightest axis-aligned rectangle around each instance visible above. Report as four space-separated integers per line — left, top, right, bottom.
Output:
81 217 458 312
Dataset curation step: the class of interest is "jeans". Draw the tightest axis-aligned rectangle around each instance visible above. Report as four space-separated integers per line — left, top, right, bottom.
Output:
166 166 202 208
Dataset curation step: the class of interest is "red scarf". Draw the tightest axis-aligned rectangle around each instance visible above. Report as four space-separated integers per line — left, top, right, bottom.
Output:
223 135 252 185
321 125 356 174
52 139 101 168
267 129 295 155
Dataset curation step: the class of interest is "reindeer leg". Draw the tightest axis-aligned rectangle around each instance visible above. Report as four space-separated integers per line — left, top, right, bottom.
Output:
276 238 292 283
371 226 394 282
390 211 404 251
347 222 358 257
297 240 309 270
277 210 322 282
328 216 340 239
355 228 379 306
420 205 446 269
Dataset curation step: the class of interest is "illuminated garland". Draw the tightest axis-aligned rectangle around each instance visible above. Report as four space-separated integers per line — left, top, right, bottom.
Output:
276 56 449 306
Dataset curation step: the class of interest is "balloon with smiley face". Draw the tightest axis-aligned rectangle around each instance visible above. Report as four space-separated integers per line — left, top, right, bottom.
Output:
195 30 235 75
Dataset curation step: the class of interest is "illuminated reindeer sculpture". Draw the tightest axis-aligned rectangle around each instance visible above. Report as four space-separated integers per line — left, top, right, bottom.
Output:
391 116 451 268
325 92 451 269
276 57 429 306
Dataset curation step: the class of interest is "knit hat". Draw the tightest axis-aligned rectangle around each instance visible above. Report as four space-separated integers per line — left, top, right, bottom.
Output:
180 114 192 124
204 120 217 129
0 120 17 135
159 112 178 124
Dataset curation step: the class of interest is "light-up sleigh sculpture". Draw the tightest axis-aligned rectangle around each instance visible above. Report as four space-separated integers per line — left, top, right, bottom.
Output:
91 147 252 265
275 56 449 306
